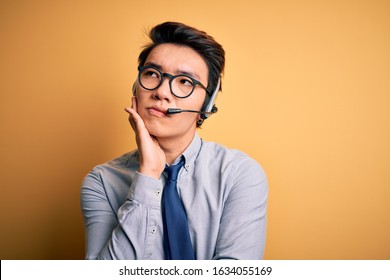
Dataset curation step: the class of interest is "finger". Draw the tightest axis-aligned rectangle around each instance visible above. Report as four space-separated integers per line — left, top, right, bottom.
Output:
124 107 136 130
131 96 138 112
126 97 140 123
125 107 139 130
124 107 148 135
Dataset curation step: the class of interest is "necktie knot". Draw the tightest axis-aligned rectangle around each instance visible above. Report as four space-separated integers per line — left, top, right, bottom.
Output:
165 159 185 181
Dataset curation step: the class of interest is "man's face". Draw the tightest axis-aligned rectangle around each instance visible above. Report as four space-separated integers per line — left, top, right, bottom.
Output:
135 43 209 140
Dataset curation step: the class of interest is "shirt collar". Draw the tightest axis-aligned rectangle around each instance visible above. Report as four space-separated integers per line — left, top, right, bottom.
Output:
177 133 202 171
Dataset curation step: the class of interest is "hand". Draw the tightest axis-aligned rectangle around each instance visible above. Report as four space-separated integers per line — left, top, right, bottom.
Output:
125 97 166 179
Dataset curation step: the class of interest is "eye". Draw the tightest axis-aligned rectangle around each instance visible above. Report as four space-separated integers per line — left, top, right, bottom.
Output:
142 68 160 79
178 77 194 87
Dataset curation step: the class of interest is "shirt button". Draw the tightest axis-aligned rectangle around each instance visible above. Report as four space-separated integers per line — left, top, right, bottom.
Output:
151 227 156 234
185 164 190 170
155 190 161 196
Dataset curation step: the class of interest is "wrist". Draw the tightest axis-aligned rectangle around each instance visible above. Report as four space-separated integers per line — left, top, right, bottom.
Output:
139 167 162 180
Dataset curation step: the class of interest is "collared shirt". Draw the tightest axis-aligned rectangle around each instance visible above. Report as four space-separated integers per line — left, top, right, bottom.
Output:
80 133 268 259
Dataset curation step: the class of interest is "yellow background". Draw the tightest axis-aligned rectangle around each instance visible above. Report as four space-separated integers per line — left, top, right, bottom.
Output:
0 0 389 259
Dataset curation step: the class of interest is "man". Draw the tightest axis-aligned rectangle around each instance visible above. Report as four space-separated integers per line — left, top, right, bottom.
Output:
81 22 268 260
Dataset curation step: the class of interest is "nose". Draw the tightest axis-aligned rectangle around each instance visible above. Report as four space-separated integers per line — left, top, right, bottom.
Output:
152 76 173 102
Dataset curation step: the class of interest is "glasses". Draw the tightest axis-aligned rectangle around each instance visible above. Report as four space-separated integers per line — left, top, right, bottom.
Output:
137 65 209 98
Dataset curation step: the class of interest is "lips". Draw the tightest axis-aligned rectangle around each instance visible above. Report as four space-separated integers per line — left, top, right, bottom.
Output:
147 106 168 117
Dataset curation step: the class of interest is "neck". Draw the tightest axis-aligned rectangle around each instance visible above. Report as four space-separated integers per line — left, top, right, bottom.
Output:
157 132 195 165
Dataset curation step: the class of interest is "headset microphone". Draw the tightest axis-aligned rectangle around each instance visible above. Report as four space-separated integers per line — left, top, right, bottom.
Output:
166 107 218 115
167 77 221 118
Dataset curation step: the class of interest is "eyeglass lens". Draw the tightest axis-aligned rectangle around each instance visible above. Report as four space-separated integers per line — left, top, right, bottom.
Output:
139 67 195 98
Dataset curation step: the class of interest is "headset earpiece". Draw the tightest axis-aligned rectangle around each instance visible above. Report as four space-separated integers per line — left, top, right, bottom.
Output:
201 77 221 120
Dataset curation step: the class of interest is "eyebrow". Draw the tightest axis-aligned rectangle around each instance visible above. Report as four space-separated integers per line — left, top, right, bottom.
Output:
143 62 201 81
144 62 162 70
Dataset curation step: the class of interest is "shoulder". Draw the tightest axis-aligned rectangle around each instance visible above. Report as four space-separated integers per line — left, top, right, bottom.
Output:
200 140 265 172
199 139 268 199
199 139 267 186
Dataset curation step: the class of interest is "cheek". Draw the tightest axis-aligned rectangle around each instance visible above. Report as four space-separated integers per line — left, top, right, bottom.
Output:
179 94 205 111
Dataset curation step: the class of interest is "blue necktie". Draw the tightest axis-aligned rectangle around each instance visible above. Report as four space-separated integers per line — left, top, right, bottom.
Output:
162 159 195 260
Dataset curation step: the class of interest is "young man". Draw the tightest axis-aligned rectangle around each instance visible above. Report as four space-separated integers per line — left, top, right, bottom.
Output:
81 22 268 260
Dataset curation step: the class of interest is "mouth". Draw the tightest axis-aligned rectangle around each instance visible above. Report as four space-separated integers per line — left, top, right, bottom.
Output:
147 106 168 117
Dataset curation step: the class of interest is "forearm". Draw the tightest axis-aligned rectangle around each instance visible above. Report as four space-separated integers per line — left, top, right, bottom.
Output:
81 171 163 260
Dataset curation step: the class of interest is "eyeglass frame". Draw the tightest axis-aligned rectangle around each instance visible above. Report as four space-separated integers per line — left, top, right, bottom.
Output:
137 65 210 99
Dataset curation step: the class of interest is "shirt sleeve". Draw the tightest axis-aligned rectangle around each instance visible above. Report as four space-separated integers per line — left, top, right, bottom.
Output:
80 170 163 259
213 155 268 260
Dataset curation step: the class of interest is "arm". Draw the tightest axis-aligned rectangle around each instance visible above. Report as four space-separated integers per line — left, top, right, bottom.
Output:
80 97 167 259
81 169 163 259
213 156 268 259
